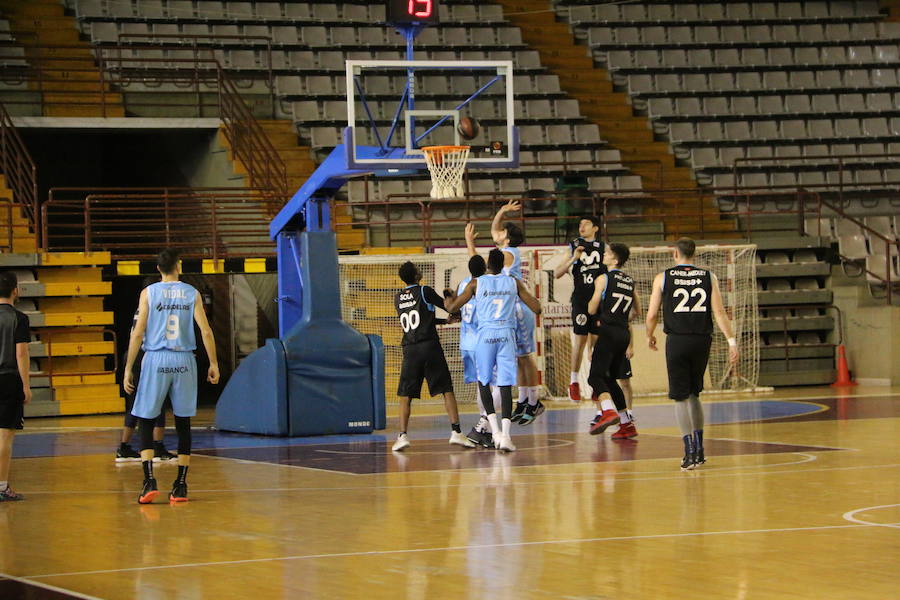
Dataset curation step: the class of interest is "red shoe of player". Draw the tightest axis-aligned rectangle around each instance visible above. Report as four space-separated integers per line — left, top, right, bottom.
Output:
589 410 620 435
611 422 638 440
568 382 581 402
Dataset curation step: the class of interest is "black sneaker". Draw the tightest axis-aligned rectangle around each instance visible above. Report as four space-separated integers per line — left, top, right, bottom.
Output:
116 443 141 463
138 478 159 504
170 481 188 503
694 447 706 466
519 401 545 426
510 402 528 424
153 442 177 462
481 431 493 449
681 453 696 471
466 427 486 447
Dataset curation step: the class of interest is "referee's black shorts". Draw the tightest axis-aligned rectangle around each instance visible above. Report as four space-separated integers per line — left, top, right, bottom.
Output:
397 338 453 399
0 372 25 430
665 334 712 401
588 324 630 396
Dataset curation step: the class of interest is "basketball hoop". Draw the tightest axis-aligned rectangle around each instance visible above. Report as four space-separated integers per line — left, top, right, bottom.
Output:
422 145 469 199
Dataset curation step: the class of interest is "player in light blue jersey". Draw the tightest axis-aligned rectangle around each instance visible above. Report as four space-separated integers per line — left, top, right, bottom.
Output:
123 249 220 505
491 200 542 425
446 249 542 452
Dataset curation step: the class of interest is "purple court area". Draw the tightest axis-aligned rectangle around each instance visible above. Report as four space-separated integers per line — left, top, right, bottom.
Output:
15 396 898 472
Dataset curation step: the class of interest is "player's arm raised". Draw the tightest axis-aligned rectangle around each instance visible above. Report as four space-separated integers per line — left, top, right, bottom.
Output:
710 274 739 363
123 288 149 395
644 272 664 352
515 278 542 315
444 278 477 314
464 223 479 257
491 199 519 245
554 245 584 279
194 294 220 384
587 273 607 315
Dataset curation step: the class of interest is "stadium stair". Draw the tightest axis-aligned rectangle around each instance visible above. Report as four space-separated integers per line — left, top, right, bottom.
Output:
882 0 900 20
494 0 736 238
218 119 366 251
0 0 124 117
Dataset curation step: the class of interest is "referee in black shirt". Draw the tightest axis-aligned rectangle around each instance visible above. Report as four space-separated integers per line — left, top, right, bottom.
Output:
645 238 739 470
0 271 30 501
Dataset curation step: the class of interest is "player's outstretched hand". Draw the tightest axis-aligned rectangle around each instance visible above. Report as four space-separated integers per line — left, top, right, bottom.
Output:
729 346 739 363
647 334 658 351
465 222 478 242
443 287 455 299
208 364 220 385
500 199 520 214
124 371 135 395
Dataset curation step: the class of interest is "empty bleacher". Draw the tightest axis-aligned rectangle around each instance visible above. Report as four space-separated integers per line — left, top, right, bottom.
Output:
558 0 900 198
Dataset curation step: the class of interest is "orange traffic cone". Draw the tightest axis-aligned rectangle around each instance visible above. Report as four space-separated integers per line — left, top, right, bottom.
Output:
831 344 856 386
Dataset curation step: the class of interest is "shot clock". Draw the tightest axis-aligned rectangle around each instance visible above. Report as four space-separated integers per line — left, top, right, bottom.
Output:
386 0 440 24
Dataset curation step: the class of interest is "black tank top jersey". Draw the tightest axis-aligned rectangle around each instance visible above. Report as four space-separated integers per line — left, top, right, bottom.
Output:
661 265 714 335
598 269 635 328
395 285 439 345
571 238 607 299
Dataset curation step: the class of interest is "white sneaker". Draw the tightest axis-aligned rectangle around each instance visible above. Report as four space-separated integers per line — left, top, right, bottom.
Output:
497 434 516 453
392 433 410 452
449 431 476 448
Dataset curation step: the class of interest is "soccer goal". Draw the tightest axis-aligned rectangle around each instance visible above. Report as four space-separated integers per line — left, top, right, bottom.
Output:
339 244 759 406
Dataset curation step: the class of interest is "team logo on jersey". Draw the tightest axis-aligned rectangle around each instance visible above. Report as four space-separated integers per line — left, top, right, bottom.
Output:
580 250 602 266
575 314 588 326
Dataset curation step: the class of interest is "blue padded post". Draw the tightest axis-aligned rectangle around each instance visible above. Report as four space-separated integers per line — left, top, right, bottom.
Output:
216 146 385 436
214 339 288 435
367 334 386 430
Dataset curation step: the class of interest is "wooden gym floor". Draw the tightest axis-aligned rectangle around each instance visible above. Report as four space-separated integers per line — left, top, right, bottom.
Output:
0 386 897 599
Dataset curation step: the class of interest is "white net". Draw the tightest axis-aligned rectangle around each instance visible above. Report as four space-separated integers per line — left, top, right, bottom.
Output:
339 244 759 405
535 244 760 399
422 145 469 199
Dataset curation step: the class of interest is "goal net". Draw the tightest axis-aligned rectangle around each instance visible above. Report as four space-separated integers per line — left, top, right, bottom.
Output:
339 244 758 405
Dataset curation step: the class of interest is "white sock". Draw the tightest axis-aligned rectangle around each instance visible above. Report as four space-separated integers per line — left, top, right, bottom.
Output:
618 410 632 424
527 386 539 406
600 398 615 412
570 371 579 384
501 418 512 437
0 480 6 491
518 386 528 404
486 413 499 436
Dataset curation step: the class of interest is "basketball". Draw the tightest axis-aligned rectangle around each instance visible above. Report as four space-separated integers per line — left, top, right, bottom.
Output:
457 116 479 140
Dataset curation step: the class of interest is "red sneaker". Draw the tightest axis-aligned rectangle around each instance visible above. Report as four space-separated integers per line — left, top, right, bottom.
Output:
589 410 620 435
568 382 581 402
611 422 638 440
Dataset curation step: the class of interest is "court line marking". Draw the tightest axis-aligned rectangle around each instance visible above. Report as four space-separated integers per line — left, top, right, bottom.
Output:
313 438 575 455
842 504 900 530
25 522 899 580
649 432 857 452
194 452 362 476
0 572 104 600
17 460 898 496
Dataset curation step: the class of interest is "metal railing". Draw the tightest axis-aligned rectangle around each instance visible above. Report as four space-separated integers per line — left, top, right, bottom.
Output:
41 188 273 259
0 100 38 249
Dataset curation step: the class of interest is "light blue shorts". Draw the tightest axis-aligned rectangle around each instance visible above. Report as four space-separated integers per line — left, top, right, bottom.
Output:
462 349 478 384
475 328 517 387
515 300 536 356
131 350 198 419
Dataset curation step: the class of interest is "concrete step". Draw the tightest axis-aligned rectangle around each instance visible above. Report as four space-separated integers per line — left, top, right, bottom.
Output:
758 316 834 332
758 290 833 305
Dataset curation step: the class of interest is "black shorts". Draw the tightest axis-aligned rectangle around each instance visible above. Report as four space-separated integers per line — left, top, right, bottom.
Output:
0 372 25 430
571 294 599 336
665 334 712 401
397 338 453 398
616 358 633 380
587 324 630 396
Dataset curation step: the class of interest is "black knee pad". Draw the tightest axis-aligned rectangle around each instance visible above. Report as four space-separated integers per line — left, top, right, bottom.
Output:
139 417 155 451
175 416 192 455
